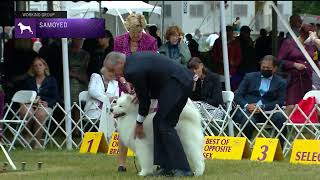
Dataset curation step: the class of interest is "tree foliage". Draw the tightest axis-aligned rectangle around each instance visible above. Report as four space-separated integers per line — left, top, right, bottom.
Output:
293 1 320 15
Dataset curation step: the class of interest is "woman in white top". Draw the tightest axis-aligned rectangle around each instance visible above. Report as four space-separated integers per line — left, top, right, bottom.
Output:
84 67 119 139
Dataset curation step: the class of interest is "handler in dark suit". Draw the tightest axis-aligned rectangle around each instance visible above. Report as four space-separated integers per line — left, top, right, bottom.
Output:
104 51 194 177
234 55 287 146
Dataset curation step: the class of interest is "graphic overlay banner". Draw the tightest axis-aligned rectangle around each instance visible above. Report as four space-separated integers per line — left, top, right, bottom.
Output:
15 18 37 38
15 11 67 18
15 18 105 38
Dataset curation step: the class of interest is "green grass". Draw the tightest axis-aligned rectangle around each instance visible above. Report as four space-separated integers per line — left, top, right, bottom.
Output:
0 150 319 180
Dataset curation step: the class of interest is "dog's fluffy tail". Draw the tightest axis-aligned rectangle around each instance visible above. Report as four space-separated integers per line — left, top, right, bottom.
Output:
179 99 203 127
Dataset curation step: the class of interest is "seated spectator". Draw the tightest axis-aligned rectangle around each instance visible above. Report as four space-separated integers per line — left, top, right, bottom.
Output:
194 28 206 52
159 26 191 66
206 32 219 48
69 38 90 136
87 30 114 78
185 33 200 57
286 14 302 39
85 67 119 120
278 31 285 49
19 57 59 149
306 30 320 90
234 55 287 146
148 25 162 49
255 29 270 63
84 67 119 139
82 38 100 59
187 57 224 120
237 26 257 75
69 38 90 104
211 25 241 91
233 17 241 36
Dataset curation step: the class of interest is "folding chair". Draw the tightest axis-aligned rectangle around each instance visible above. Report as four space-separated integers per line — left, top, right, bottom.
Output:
283 90 320 155
0 144 17 170
78 91 100 137
196 91 234 136
40 104 56 148
0 90 37 152
255 109 283 138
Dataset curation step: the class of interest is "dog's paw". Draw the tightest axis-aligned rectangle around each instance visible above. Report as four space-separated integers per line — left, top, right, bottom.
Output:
138 170 153 176
138 171 147 176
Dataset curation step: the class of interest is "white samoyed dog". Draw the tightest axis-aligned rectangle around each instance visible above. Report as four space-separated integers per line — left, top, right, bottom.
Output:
111 94 205 176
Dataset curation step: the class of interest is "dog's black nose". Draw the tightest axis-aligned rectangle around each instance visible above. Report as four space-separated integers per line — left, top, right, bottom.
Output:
110 108 113 113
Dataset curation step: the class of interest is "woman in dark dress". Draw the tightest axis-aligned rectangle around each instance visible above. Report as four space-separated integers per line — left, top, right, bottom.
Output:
277 24 318 114
187 57 224 120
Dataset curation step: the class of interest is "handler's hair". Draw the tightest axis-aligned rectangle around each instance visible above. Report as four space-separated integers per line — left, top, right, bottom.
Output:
259 55 278 67
103 51 126 66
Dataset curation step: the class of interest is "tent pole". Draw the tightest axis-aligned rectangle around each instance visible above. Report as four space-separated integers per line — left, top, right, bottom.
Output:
161 0 165 41
116 8 128 32
272 1 278 56
220 1 233 136
62 38 72 150
99 1 102 18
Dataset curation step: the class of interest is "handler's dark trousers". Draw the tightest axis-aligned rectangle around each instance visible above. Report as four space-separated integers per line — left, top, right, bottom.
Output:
153 78 192 172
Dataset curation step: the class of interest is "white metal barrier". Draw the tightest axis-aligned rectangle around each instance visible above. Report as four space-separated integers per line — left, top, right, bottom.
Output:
1 101 319 158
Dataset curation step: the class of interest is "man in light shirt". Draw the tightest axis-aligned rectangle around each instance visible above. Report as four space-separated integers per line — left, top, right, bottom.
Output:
234 55 287 146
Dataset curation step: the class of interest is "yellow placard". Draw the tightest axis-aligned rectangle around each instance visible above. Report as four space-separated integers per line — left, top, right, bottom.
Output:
203 136 251 160
79 132 108 154
107 132 135 156
290 139 320 164
250 138 284 162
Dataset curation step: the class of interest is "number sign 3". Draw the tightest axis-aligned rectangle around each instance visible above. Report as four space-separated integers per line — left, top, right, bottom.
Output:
250 138 284 162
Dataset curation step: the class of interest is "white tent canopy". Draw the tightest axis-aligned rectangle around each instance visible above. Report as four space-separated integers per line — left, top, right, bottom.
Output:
69 1 161 17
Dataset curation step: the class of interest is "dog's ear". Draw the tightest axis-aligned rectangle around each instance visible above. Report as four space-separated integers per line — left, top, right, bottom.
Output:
125 93 134 101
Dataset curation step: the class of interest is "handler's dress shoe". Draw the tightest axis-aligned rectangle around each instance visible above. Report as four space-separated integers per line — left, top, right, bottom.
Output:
117 166 126 172
171 169 194 177
147 168 172 177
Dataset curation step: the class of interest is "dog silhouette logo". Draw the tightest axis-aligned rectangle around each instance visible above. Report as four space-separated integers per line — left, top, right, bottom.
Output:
17 22 34 34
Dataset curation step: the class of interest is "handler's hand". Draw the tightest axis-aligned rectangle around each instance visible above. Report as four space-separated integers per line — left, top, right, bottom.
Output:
131 94 139 104
134 124 145 139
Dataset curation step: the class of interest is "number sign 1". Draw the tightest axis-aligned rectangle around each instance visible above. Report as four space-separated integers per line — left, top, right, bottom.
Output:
79 132 108 154
250 138 284 162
